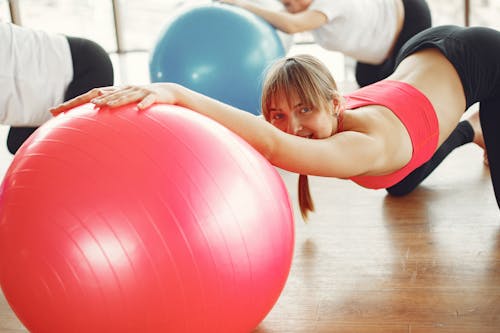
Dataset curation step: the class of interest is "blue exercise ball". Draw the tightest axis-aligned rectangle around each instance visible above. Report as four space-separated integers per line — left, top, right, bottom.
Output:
149 4 286 115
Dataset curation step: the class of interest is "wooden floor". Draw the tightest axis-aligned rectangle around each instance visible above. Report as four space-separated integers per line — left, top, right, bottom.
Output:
252 145 500 333
1 143 499 332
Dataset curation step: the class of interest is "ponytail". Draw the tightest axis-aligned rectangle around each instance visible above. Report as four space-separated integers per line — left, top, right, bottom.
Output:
298 174 315 221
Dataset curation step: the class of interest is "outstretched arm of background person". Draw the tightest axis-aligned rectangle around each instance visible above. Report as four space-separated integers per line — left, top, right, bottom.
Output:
49 83 384 179
217 0 326 33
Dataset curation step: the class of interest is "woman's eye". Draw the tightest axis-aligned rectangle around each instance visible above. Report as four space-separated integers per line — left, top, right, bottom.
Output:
272 113 284 120
300 107 311 113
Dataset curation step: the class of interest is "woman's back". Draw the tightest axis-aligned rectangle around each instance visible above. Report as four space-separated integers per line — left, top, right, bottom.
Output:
387 48 466 145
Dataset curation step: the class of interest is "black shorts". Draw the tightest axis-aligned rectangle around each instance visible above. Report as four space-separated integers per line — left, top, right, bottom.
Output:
355 0 431 87
395 25 500 108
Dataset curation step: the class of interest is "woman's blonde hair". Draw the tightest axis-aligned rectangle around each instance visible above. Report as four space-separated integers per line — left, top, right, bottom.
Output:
261 54 341 221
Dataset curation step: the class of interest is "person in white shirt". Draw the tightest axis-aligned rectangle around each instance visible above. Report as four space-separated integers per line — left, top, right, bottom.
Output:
1 22 114 153
218 0 431 87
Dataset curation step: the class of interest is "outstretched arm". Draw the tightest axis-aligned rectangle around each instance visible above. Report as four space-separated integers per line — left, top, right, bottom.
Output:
218 0 327 33
50 83 384 179
50 84 278 159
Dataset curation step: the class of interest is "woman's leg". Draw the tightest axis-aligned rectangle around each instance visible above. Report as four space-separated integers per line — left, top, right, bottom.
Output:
355 0 432 87
386 120 475 196
7 36 114 154
479 96 500 209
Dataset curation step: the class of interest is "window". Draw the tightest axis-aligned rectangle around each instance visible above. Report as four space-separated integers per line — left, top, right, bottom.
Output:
0 0 12 22
8 0 116 52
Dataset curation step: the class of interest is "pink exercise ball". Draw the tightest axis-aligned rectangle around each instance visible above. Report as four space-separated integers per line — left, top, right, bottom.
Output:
0 103 294 333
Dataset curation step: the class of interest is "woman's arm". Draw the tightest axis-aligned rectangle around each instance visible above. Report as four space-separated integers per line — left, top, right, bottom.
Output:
218 0 327 33
50 84 278 160
49 83 384 178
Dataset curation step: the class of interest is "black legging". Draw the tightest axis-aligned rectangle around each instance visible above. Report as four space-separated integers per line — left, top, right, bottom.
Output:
7 36 114 154
355 0 432 87
387 25 500 210
387 120 474 196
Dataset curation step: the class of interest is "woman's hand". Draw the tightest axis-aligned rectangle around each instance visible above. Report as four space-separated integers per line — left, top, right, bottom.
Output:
50 83 179 116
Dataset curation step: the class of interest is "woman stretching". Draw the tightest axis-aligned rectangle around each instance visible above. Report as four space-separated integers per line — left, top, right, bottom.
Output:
217 0 486 174
51 25 496 219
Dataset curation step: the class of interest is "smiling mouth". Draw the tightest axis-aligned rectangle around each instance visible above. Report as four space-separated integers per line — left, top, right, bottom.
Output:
296 133 314 139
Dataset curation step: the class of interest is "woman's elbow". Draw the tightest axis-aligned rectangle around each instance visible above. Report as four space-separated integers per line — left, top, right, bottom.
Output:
258 139 276 162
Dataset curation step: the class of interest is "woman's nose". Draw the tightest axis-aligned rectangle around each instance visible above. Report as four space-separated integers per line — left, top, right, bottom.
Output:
287 116 302 135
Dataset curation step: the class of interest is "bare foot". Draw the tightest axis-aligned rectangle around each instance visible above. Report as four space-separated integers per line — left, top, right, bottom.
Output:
464 109 488 166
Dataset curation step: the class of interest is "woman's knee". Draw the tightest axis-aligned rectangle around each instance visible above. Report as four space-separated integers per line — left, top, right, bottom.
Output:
65 37 114 99
68 36 114 85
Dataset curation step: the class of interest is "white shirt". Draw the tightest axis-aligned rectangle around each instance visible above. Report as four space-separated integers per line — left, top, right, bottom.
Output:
0 22 73 126
309 0 400 64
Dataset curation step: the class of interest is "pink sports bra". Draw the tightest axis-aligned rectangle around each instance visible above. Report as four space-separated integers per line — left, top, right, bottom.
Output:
346 80 439 189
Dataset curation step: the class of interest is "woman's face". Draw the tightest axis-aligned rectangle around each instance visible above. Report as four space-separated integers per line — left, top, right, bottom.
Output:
280 0 312 13
267 90 336 139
